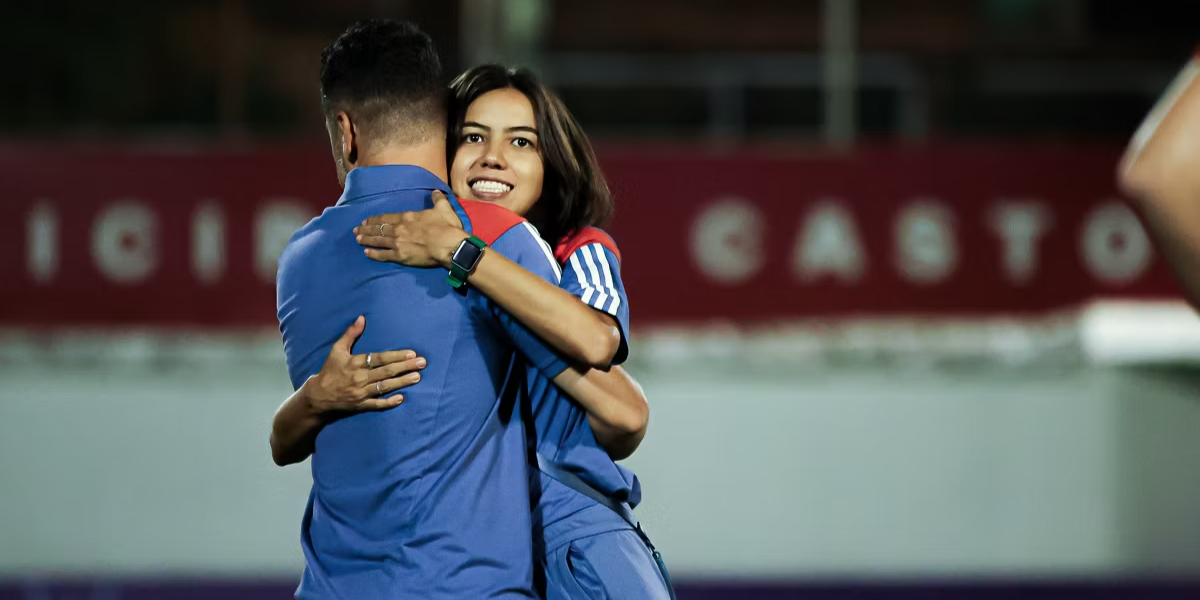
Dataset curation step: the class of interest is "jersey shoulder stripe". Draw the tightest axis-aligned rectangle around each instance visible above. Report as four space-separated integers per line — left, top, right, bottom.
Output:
554 227 620 265
457 198 526 245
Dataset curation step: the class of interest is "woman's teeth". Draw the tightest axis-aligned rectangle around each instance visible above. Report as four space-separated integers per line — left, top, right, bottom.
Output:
471 180 513 194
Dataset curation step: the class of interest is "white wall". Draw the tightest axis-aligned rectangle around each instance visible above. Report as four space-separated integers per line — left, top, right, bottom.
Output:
627 367 1126 578
1 360 1198 579
1111 367 1200 574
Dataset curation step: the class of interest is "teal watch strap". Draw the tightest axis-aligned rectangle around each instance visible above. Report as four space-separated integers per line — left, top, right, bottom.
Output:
447 235 488 289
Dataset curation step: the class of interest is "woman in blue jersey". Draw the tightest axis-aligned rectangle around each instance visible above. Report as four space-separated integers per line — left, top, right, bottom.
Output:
357 65 672 600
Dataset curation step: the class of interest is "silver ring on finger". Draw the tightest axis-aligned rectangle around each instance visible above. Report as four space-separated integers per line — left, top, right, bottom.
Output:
378 223 387 236
366 353 372 369
376 381 382 396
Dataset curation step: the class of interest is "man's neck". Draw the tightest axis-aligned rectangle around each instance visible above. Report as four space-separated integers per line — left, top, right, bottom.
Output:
358 140 448 182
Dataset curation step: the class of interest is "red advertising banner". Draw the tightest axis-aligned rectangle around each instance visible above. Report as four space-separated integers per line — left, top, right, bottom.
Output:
0 143 1182 328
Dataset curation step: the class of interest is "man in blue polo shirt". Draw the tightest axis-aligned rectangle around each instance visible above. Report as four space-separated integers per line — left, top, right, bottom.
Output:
275 20 569 600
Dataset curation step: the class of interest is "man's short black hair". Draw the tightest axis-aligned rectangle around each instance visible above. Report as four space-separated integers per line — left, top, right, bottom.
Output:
320 19 445 145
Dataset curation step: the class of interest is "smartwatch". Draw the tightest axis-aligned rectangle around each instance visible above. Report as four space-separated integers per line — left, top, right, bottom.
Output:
447 235 488 289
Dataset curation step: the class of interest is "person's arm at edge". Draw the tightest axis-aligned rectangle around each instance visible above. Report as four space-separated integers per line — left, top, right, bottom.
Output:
1119 52 1200 305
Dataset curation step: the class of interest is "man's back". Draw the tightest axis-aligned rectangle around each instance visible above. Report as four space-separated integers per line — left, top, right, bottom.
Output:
276 166 565 600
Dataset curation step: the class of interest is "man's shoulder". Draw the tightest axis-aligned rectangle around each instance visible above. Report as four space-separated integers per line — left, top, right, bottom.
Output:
283 192 424 260
279 201 346 253
277 214 325 268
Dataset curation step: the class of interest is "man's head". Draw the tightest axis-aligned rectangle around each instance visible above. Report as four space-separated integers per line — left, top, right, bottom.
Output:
320 20 446 187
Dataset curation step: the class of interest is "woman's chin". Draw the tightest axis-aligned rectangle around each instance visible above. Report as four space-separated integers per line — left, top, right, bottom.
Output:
452 190 507 204
451 190 523 215
469 190 514 203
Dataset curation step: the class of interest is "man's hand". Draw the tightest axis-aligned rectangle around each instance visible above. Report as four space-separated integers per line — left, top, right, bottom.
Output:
354 191 467 269
303 315 427 414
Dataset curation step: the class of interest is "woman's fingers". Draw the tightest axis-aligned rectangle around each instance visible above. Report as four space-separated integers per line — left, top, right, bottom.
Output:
363 247 400 262
355 394 405 411
366 356 427 383
355 233 394 248
360 213 404 227
370 349 418 365
330 350 424 407
355 371 420 404
375 372 421 395
356 212 421 239
351 350 418 369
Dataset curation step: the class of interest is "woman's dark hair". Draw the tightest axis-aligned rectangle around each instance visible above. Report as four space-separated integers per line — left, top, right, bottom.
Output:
448 64 614 246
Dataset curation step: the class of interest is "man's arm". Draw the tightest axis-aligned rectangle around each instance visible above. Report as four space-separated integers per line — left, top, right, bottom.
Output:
1119 53 1200 305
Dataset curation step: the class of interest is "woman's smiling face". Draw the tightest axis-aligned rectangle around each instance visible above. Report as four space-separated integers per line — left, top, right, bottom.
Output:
450 88 544 218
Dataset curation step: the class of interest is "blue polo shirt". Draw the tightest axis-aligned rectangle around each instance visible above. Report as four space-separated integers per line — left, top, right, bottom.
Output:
276 165 568 600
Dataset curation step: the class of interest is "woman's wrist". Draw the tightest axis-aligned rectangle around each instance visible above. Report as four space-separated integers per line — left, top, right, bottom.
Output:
436 226 469 269
299 375 329 416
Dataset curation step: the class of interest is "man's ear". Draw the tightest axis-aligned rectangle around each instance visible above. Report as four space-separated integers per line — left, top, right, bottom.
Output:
337 111 358 165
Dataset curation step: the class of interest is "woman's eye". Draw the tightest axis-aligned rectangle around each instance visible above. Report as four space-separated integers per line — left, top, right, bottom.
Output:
464 133 484 144
512 138 532 148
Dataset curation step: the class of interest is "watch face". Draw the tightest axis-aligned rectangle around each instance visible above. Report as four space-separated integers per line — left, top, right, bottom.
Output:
452 240 484 269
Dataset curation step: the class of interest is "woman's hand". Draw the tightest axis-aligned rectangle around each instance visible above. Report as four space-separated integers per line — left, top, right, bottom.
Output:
354 191 467 269
302 315 427 414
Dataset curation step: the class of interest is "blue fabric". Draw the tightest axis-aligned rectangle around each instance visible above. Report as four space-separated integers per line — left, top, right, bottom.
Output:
276 165 566 600
534 463 678 600
544 528 673 600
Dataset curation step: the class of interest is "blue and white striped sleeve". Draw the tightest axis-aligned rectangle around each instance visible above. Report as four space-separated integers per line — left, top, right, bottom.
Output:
561 243 631 364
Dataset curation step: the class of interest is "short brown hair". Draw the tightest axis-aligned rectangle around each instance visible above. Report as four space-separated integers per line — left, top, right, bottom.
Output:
448 65 614 246
320 20 446 148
